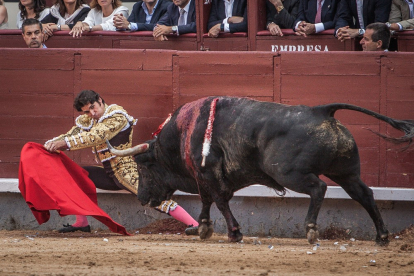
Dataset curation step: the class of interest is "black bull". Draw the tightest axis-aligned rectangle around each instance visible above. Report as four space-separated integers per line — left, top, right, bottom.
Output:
108 97 414 245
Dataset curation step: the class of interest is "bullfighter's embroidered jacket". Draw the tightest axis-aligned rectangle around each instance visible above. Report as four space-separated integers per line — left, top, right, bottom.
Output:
46 104 139 194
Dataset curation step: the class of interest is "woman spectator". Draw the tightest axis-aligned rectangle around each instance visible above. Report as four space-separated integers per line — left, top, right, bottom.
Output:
70 0 128 37
0 0 8 29
41 0 90 37
17 0 50 29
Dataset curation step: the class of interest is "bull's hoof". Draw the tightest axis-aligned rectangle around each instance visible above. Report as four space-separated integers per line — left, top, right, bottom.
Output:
306 224 319 244
199 220 214 240
376 233 390 247
228 227 243 243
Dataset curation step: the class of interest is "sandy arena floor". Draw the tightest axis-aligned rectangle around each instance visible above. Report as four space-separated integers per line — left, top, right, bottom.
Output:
0 219 413 276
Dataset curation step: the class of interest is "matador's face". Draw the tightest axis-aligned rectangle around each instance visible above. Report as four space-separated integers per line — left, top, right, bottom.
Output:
81 98 105 120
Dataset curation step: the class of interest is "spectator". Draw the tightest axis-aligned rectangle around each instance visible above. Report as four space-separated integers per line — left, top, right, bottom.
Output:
360 22 390 51
266 0 300 36
294 0 341 37
153 0 196 41
0 0 8 29
335 0 392 42
69 0 128 37
41 0 90 38
17 0 50 29
113 0 172 31
387 0 414 31
207 0 247 38
21 18 46 48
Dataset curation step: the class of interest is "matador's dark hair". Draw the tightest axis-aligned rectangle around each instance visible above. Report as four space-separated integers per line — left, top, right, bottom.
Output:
73 90 105 111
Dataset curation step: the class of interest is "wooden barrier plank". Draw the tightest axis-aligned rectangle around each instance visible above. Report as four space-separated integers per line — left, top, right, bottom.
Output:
144 50 175 71
0 70 74 93
202 37 249 51
359 148 380 174
386 101 414 120
102 94 173 118
386 76 414 101
0 117 73 140
178 52 274 75
281 52 380 76
386 54 414 77
46 36 114 48
386 150 414 173
0 163 20 178
256 34 351 52
79 49 174 71
385 173 413 188
0 93 73 117
119 38 198 51
0 49 75 70
80 49 146 70
179 73 274 97
80 70 172 95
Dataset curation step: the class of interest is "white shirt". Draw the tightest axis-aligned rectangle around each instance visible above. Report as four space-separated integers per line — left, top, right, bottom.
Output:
294 0 325 33
16 8 50 29
83 6 129 31
222 0 235 32
178 0 192 26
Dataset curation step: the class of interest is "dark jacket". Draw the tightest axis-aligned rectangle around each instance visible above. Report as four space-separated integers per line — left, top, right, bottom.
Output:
128 0 172 31
41 7 90 29
294 0 341 31
157 0 196 34
207 0 247 33
266 0 300 29
335 0 392 31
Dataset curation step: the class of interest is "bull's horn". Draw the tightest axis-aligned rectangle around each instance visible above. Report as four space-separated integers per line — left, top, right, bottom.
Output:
106 139 149 156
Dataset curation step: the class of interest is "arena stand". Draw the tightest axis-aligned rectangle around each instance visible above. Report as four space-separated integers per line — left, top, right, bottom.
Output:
1 0 413 51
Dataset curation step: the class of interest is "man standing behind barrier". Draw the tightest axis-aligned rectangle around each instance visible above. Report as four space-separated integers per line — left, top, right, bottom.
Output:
293 0 341 37
21 18 46 48
266 0 300 36
207 0 247 38
113 0 172 31
387 0 414 31
360 22 390 51
152 0 196 41
44 90 199 234
335 0 391 42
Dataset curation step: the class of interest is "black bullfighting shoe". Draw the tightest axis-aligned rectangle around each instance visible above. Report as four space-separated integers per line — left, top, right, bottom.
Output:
185 225 199 236
58 224 91 233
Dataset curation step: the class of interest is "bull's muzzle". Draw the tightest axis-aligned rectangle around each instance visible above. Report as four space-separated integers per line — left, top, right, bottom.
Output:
106 139 149 156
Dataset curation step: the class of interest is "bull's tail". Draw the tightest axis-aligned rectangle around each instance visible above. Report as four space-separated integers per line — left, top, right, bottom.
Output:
317 103 414 149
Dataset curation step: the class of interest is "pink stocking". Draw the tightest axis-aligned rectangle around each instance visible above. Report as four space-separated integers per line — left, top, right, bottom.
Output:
72 215 89 227
169 205 199 227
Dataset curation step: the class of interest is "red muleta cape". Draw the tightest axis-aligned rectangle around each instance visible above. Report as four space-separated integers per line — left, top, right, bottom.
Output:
18 142 130 235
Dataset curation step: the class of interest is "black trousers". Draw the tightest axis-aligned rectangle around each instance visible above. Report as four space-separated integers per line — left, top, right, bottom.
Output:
83 166 124 191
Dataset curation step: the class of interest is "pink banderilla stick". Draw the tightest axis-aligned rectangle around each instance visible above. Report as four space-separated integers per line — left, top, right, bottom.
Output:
201 98 219 167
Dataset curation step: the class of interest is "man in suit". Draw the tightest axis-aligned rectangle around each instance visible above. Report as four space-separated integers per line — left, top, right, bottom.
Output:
22 19 47 48
266 0 300 36
293 0 341 37
360 22 391 51
335 0 392 42
113 0 172 31
387 0 414 31
153 0 196 41
207 0 247 38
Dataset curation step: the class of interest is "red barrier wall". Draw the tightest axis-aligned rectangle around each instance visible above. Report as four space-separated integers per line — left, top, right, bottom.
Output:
1 49 413 188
